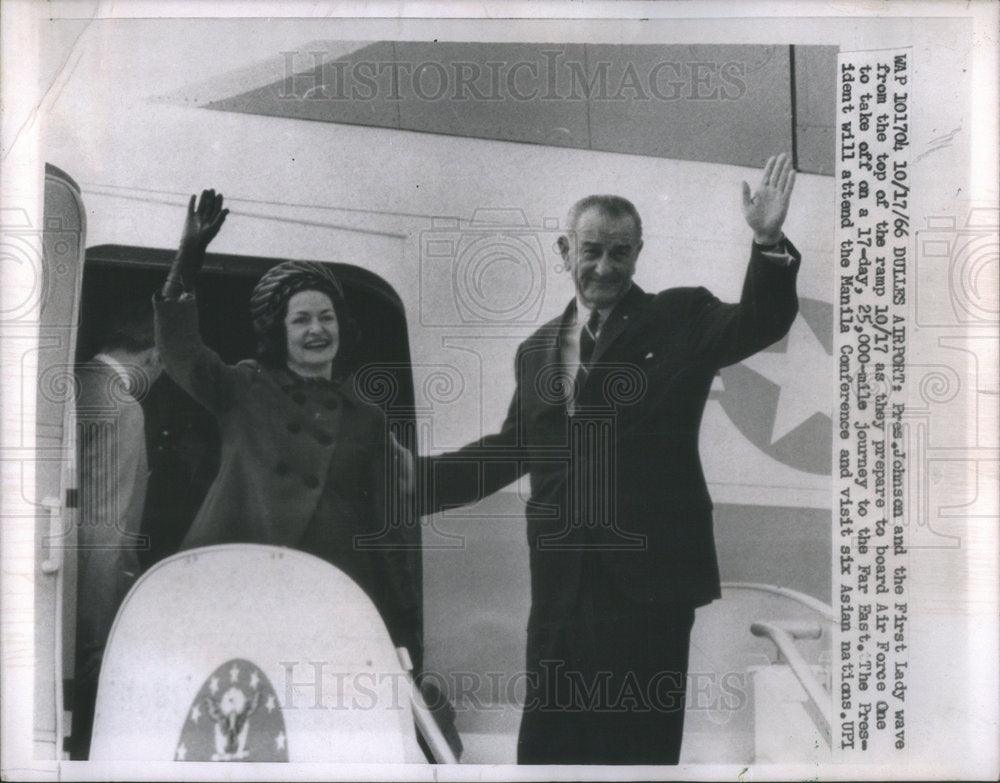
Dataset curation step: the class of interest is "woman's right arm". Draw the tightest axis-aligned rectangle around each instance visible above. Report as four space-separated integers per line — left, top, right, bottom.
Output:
162 189 228 299
156 190 237 416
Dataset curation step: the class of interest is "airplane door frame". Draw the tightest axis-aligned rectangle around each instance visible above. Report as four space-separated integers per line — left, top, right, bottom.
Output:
34 163 87 759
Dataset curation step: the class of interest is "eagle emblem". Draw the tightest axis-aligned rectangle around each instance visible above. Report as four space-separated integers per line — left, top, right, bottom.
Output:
176 658 288 762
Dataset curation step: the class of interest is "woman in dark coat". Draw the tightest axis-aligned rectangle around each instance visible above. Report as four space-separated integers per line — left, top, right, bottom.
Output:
154 189 420 661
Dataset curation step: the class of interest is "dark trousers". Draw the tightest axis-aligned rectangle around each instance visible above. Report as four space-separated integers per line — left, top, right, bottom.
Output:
517 557 696 765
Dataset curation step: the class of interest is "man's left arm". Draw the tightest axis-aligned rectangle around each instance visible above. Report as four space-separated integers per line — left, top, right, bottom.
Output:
686 153 801 366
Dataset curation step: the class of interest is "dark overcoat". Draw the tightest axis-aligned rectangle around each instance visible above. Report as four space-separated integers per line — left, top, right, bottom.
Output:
154 295 419 653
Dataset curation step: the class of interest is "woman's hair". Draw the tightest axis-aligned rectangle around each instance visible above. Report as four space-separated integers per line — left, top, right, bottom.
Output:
249 261 360 371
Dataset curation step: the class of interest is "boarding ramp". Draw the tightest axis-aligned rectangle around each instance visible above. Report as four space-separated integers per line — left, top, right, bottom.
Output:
682 582 835 764
90 544 451 763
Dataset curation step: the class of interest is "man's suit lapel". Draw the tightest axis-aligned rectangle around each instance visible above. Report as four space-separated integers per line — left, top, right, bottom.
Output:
589 284 646 367
518 301 572 412
532 288 650 409
546 301 575 407
544 304 569 373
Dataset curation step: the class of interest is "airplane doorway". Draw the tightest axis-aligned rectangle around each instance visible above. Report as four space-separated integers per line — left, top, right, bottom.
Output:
70 246 424 756
79 245 420 569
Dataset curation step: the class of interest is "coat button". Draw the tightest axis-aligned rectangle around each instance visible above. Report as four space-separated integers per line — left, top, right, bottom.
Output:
274 461 290 476
292 392 306 405
287 421 302 433
303 474 320 489
315 431 332 446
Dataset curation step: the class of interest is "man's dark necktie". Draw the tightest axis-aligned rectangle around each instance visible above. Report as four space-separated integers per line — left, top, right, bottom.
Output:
579 307 600 366
574 307 601 399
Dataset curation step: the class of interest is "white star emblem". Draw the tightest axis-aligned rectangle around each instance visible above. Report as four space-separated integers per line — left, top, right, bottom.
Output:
266 693 276 713
190 704 201 724
276 731 286 751
230 663 240 683
176 742 187 761
739 311 831 443
209 676 219 695
249 670 260 690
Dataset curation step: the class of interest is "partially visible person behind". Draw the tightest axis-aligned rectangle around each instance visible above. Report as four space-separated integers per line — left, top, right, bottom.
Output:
71 300 162 759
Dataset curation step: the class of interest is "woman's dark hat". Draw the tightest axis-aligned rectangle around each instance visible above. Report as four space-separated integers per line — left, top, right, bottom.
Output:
249 261 344 338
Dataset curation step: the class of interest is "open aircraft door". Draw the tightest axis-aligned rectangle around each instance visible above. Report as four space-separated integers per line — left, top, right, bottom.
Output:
33 164 87 758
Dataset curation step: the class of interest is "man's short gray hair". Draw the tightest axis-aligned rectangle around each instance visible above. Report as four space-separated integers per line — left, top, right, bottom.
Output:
566 195 643 240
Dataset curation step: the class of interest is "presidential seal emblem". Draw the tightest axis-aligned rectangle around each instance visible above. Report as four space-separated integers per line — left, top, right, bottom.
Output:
176 658 289 762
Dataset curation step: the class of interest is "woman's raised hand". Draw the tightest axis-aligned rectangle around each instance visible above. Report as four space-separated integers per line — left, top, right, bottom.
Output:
179 189 229 255
165 189 229 297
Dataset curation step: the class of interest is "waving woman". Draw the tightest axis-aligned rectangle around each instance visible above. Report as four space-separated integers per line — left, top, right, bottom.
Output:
154 190 420 662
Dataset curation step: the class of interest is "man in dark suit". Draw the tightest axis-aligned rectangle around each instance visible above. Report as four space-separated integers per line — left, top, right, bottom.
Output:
421 154 800 764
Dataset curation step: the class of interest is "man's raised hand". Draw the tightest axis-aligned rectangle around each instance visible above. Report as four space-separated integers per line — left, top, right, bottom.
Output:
741 153 796 246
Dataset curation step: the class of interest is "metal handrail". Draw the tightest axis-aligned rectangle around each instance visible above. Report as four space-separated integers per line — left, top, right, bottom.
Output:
722 581 837 622
396 647 459 764
750 620 832 746
40 496 66 761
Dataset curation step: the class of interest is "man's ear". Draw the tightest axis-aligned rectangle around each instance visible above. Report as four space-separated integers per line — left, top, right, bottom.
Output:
635 239 644 258
556 235 569 258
